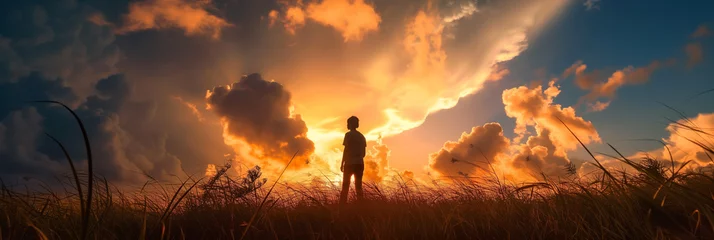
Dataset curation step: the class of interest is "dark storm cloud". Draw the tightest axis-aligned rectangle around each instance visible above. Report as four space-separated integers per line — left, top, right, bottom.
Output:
0 72 230 186
0 0 232 186
0 0 121 93
206 73 314 167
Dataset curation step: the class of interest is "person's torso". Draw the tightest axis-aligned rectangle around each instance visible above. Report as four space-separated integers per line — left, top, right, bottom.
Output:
344 131 366 165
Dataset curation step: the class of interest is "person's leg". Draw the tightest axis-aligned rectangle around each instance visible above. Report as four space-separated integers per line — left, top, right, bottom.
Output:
339 165 353 204
354 164 364 201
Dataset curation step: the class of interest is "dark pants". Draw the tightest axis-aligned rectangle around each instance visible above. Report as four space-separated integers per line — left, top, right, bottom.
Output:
340 164 364 204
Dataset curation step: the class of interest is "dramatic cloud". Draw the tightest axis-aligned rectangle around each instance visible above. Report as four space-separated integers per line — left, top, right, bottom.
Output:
206 73 315 168
503 81 601 150
427 123 510 177
252 0 569 177
0 1 120 92
428 81 601 180
116 0 232 39
503 81 600 178
0 107 66 181
0 72 231 186
685 42 704 68
1 0 570 186
305 0 381 41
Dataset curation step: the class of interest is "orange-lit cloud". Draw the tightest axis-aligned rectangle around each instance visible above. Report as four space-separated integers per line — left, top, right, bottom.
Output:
563 60 672 111
503 81 600 178
173 96 205 122
427 123 510 177
268 10 280 28
691 24 711 38
88 12 113 26
284 6 307 35
655 112 714 167
206 74 315 169
685 42 704 68
362 138 391 182
579 112 714 177
487 66 511 82
443 1 479 23
427 80 600 181
117 0 232 39
503 81 601 150
272 0 380 41
306 0 381 42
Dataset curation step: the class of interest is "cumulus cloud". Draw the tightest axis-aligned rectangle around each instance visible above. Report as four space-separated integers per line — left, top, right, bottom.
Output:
363 138 391 182
502 81 600 178
427 81 601 180
305 0 381 41
427 123 510 177
206 73 315 168
511 128 572 177
655 113 714 167
0 72 227 186
116 0 232 39
503 81 601 150
0 1 120 92
685 42 704 68
0 107 66 180
579 112 714 178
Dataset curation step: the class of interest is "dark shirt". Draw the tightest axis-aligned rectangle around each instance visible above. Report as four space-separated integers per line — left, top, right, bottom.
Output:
342 130 366 165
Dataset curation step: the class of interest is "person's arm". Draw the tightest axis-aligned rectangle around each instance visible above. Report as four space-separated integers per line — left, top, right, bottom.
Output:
358 134 367 159
340 148 346 172
341 133 347 172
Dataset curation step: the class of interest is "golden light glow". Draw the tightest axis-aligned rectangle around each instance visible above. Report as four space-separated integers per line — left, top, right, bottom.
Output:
207 0 571 184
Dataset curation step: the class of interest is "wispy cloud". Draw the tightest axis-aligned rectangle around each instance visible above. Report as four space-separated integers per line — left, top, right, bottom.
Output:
583 0 601 11
685 42 704 68
562 59 674 111
273 0 381 41
116 0 232 39
691 24 711 38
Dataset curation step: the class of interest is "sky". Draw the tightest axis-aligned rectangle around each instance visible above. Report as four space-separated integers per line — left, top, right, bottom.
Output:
1 0 713 188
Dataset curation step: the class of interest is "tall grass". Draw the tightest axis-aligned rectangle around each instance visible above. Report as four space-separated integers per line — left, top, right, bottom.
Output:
2 102 714 239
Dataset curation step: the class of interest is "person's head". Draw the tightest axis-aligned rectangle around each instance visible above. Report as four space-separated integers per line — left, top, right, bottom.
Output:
347 116 359 130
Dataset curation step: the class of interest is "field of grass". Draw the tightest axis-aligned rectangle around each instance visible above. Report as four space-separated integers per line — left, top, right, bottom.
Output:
2 102 714 239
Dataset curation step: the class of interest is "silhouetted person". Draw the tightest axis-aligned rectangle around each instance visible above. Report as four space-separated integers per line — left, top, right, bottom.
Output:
339 116 366 205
